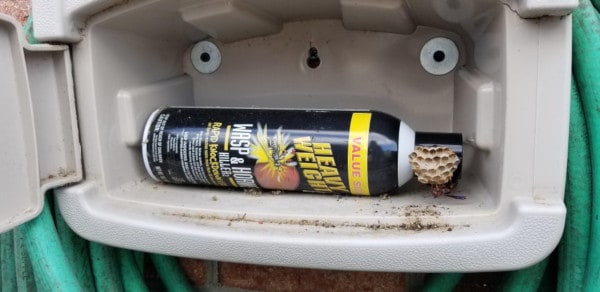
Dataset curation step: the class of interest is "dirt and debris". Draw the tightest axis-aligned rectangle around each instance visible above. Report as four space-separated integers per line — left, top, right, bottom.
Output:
162 203 463 232
431 182 458 197
244 188 263 196
242 188 288 196
41 168 76 183
402 204 445 217
338 218 453 232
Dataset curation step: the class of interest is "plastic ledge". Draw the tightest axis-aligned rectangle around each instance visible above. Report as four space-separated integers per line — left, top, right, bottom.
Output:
502 0 578 18
32 0 123 42
57 182 565 272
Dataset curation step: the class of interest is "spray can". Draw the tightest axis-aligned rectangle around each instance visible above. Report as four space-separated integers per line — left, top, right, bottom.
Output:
142 107 462 196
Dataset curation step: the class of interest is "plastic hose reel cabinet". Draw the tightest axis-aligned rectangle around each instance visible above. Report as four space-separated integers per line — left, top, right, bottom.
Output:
29 0 573 272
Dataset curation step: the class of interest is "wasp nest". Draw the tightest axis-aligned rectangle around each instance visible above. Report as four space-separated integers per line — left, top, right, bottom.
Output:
408 146 460 185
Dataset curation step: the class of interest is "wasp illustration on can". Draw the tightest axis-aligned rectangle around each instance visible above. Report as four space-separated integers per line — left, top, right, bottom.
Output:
249 124 300 190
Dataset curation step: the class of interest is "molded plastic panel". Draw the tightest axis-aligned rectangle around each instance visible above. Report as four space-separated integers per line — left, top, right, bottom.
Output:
0 14 82 232
52 0 569 271
0 15 40 232
32 0 578 43
501 0 579 18
31 0 123 42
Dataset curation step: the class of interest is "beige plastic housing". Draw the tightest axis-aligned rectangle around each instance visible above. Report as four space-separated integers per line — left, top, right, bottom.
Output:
33 0 570 271
0 14 82 232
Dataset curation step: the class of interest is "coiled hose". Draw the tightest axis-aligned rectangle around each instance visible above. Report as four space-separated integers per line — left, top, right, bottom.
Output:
573 0 600 290
0 193 194 292
557 78 592 291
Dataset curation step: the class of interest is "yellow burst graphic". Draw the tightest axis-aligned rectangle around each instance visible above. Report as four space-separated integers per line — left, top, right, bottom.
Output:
249 123 297 182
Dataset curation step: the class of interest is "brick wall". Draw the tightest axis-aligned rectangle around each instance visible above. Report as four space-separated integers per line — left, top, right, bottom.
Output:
179 259 408 291
0 0 30 24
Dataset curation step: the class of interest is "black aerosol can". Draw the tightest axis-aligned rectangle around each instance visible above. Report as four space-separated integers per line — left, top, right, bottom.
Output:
142 107 462 196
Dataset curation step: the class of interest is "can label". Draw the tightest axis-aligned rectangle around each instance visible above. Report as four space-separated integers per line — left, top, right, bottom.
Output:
143 107 399 195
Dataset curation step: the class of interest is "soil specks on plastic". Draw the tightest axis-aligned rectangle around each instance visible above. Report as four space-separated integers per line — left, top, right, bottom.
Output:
162 203 461 232
402 204 444 218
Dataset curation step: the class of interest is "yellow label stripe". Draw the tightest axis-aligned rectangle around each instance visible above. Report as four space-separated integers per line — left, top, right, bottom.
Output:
347 113 371 195
223 125 232 151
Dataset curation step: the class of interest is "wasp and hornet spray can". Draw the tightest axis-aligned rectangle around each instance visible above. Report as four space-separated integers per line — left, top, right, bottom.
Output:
142 107 462 196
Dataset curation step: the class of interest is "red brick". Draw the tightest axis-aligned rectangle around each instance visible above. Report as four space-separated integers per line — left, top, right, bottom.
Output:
178 258 206 286
219 262 406 292
0 0 31 24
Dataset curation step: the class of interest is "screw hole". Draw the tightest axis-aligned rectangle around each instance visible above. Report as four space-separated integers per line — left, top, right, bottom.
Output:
307 47 320 69
433 50 445 62
200 52 211 62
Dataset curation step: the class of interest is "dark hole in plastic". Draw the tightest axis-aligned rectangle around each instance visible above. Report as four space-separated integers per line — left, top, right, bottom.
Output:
307 47 320 69
200 52 211 62
433 50 445 62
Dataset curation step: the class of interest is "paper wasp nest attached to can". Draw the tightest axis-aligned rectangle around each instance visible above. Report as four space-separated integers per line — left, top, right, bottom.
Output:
408 146 460 185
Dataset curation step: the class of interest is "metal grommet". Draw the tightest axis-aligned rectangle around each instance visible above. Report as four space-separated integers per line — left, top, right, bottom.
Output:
191 40 221 74
420 37 459 76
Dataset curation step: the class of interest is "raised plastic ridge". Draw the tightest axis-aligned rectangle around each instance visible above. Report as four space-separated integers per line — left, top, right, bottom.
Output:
0 14 82 232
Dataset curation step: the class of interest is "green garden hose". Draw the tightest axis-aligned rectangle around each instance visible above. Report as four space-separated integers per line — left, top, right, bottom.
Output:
421 273 463 292
1 198 196 292
591 0 600 15
20 197 83 291
557 78 592 291
151 254 195 292
89 242 125 292
22 16 39 45
13 226 36 291
117 249 149 292
572 1 600 290
134 251 145 272
54 196 95 291
500 257 550 292
1 230 16 291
